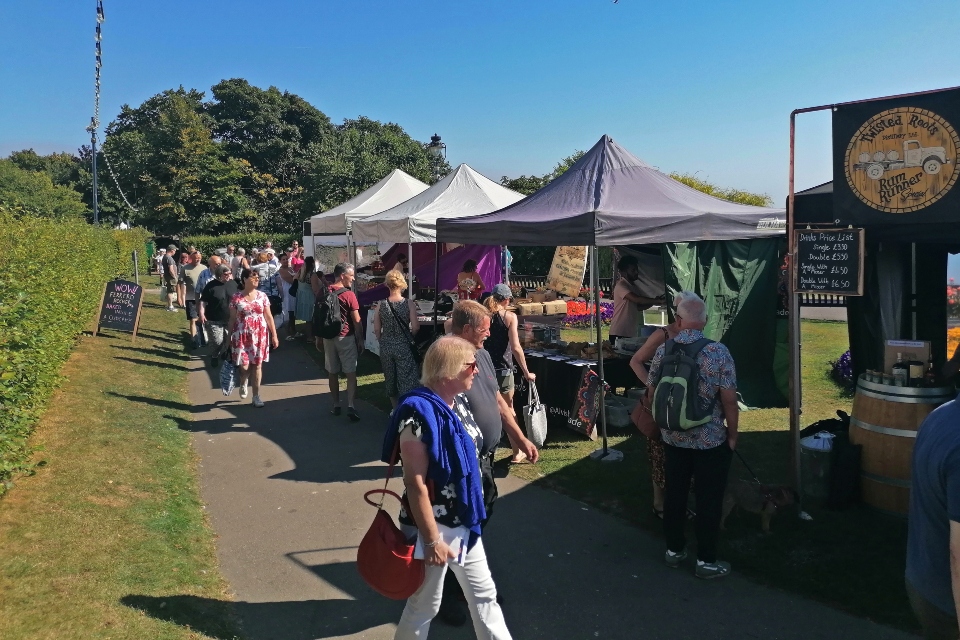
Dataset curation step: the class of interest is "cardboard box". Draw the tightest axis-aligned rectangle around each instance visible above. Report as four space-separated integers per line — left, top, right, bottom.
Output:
883 340 931 374
517 302 544 316
530 292 547 303
543 300 568 315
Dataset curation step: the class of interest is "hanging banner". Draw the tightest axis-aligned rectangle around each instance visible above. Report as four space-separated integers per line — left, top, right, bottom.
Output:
833 88 960 226
545 246 588 297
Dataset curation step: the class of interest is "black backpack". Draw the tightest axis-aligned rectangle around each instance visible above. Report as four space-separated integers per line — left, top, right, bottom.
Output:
314 287 345 339
651 338 716 432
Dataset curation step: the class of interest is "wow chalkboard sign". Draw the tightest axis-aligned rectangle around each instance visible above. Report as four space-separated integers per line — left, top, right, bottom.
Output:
94 279 144 339
795 228 865 296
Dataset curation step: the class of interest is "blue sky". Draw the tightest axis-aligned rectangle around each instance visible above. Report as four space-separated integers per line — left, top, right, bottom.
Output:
2 0 960 274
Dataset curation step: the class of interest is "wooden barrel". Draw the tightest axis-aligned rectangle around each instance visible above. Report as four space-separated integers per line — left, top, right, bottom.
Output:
850 375 955 515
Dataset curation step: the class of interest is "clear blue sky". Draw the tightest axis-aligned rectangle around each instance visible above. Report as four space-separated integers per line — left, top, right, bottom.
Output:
3 1 960 274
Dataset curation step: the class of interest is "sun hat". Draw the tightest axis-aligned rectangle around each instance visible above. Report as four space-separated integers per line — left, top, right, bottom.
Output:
492 283 513 300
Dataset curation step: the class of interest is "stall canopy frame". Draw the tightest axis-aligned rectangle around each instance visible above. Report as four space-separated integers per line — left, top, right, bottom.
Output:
788 85 960 496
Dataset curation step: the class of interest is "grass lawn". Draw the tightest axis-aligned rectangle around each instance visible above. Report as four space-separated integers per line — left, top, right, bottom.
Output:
0 298 239 639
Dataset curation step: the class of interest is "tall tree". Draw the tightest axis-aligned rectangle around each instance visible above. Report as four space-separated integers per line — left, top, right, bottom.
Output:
0 159 89 219
301 116 448 214
500 150 585 195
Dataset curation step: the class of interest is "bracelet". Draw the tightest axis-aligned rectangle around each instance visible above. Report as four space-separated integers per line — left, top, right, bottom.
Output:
423 536 441 548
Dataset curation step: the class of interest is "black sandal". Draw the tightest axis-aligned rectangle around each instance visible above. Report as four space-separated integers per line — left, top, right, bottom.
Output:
348 407 360 423
331 406 341 416
652 507 664 520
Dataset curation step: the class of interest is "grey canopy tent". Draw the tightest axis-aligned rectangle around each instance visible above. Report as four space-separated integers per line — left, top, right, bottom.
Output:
437 135 786 459
436 135 785 246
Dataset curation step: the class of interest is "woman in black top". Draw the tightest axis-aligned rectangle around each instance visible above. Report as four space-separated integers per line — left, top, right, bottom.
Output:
483 284 536 464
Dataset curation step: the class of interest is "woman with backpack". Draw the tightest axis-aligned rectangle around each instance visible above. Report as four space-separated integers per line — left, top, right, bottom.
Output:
373 269 421 408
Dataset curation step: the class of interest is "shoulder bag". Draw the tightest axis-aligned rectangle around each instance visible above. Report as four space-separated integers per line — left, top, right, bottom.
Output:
357 440 425 600
631 389 661 441
386 300 422 366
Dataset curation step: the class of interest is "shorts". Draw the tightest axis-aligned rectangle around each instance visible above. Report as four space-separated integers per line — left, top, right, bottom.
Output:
323 335 359 374
163 276 177 289
496 371 515 394
185 300 199 320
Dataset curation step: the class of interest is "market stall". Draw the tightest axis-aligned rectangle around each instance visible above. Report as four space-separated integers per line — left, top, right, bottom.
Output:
438 134 786 459
789 86 960 512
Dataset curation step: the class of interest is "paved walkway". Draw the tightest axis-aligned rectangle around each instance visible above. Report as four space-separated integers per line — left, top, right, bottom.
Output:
187 342 911 640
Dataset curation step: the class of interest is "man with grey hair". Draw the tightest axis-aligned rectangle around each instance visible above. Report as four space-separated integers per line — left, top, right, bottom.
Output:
647 292 739 580
325 262 362 421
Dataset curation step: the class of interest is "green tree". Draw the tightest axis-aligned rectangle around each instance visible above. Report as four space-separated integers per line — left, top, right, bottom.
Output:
102 93 252 234
500 150 585 195
206 79 335 231
0 159 89 219
302 116 448 214
669 172 772 207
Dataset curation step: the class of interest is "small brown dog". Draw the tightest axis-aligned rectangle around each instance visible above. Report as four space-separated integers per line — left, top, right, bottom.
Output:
721 479 798 533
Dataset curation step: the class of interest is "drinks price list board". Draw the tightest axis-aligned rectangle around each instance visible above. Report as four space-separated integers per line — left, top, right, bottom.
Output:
93 279 144 339
794 228 865 296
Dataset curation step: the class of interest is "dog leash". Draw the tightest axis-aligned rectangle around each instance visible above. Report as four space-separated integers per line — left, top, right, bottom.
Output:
734 449 762 485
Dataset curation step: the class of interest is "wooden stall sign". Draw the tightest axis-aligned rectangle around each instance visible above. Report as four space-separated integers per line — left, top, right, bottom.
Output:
794 228 865 296
93 279 144 340
546 246 588 298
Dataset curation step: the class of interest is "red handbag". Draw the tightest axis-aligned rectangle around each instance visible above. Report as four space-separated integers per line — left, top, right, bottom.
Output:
631 391 661 441
356 445 425 600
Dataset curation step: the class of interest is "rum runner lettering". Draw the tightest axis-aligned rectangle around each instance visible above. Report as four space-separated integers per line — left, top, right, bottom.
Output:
878 171 925 204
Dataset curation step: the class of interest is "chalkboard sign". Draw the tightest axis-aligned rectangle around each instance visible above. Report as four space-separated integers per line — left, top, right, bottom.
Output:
94 279 144 338
794 228 865 296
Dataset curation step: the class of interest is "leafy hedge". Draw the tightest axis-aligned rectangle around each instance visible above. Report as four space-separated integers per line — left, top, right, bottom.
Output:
0 207 149 493
182 233 300 258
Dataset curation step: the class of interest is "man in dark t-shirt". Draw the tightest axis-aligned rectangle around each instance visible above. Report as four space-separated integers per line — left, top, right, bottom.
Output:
436 300 539 626
162 245 179 311
907 393 960 638
324 263 363 422
199 265 238 368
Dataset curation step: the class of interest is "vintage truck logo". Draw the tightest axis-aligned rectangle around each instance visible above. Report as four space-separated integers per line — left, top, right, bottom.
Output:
844 107 959 213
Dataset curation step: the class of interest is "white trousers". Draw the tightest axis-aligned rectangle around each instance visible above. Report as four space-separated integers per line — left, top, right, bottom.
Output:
394 533 512 640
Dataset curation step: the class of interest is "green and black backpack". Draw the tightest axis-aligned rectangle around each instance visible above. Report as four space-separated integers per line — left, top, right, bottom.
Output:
651 338 716 432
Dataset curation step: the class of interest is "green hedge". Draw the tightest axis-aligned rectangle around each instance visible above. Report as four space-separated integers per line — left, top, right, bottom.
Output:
0 207 149 493
182 233 300 258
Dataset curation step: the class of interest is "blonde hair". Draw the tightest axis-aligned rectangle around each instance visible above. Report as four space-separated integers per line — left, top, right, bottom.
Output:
384 269 407 291
421 336 477 387
451 300 490 334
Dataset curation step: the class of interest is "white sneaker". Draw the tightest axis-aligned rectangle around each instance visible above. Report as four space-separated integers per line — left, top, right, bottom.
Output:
239 383 249 399
253 395 264 408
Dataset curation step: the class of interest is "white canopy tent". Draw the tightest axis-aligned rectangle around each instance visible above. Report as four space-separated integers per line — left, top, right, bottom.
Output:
351 164 525 244
305 168 429 237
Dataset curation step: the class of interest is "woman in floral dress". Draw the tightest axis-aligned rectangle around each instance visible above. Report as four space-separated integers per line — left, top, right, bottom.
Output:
228 268 279 408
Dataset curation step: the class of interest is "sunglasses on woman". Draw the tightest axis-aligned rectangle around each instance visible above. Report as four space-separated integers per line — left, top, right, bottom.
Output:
463 361 478 373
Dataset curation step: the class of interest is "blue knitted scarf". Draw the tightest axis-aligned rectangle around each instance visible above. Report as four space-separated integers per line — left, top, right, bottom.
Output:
381 386 486 548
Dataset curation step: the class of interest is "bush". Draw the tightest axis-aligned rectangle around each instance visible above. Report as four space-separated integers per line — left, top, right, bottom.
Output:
182 233 300 258
0 206 148 493
830 350 854 392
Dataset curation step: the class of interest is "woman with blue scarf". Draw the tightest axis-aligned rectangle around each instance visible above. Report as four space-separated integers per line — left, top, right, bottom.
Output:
383 335 513 640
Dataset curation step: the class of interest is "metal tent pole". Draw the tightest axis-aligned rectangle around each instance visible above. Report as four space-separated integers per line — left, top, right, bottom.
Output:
433 241 440 333
409 241 415 300
589 245 621 462
788 111 803 499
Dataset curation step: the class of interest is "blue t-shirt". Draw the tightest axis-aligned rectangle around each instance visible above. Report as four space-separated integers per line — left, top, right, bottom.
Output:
906 393 960 615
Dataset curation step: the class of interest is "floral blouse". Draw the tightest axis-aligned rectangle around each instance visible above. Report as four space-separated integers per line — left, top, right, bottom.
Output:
397 395 483 529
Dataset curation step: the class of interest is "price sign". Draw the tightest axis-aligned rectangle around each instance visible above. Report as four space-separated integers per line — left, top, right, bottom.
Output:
794 228 864 296
94 279 144 339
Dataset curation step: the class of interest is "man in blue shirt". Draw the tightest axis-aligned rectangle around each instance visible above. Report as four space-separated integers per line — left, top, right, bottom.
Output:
907 393 960 639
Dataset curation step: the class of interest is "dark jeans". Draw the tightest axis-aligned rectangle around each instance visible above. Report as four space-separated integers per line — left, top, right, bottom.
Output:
907 578 960 640
443 452 498 602
663 442 732 563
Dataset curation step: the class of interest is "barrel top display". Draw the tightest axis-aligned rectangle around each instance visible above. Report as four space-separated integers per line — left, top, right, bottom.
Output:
856 374 956 403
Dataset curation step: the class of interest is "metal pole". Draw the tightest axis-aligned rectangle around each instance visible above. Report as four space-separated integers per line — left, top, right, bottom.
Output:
91 127 99 225
912 243 917 340
589 244 621 462
408 241 415 300
788 111 803 497
132 250 139 285
432 241 440 334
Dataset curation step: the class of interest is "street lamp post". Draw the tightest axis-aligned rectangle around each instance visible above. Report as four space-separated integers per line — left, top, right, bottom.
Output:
87 118 99 225
424 133 447 182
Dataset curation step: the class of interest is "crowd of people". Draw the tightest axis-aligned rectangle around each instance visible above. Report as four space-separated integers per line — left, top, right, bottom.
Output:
161 243 748 636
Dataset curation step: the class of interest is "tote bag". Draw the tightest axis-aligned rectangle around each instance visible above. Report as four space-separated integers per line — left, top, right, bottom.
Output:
522 382 548 448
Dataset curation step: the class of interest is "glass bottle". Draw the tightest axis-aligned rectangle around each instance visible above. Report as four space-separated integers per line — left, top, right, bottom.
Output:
925 353 937 387
892 352 908 387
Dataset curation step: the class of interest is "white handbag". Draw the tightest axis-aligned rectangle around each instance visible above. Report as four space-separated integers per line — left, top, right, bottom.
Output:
522 382 548 448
